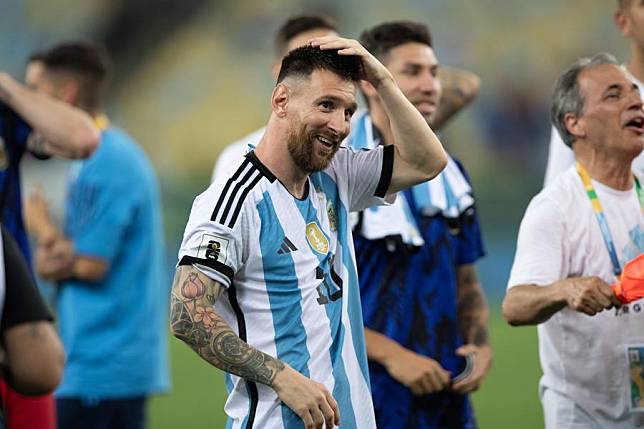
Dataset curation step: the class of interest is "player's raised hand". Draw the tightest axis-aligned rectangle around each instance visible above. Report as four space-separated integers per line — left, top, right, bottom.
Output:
384 346 451 395
308 36 393 89
272 364 340 429
561 276 621 316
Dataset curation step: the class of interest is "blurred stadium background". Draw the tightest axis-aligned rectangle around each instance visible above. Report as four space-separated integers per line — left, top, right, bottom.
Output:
1 0 628 427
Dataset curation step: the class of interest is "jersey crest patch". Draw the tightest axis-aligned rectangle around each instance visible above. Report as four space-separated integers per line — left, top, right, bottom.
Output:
198 233 230 264
306 222 329 255
327 201 337 233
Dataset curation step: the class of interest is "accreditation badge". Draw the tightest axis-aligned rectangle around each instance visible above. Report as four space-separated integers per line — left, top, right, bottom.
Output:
626 345 644 412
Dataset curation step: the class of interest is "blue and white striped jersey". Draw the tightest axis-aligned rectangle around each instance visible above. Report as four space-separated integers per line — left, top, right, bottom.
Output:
179 146 393 429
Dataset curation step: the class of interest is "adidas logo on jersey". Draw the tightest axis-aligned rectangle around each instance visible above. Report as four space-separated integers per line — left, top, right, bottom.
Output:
277 237 298 254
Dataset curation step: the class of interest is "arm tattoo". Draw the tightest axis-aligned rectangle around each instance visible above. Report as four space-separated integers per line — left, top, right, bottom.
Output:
432 67 478 130
170 267 285 386
457 265 490 346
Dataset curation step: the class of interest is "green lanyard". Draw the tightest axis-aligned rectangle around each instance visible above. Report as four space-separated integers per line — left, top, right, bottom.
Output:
576 162 643 276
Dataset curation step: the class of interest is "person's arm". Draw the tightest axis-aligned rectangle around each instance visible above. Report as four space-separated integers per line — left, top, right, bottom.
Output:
0 72 99 158
431 67 480 130
311 37 447 193
3 322 64 395
170 265 340 429
452 264 492 394
502 277 621 326
0 225 64 395
364 328 450 395
25 188 108 283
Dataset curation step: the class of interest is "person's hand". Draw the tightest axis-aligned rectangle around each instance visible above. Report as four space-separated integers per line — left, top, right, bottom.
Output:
23 187 57 246
561 276 621 316
308 36 394 89
384 346 451 395
272 364 340 429
35 237 74 281
451 344 493 394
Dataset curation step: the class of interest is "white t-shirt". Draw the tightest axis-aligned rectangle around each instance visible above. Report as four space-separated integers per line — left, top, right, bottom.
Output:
180 146 394 429
508 166 644 426
544 72 644 186
211 127 265 184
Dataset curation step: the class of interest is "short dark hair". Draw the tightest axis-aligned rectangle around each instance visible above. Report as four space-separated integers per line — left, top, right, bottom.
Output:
275 15 337 56
551 53 619 147
276 45 363 84
359 21 433 61
29 41 112 112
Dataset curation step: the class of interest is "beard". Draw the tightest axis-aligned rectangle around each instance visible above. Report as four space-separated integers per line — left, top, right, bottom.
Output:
287 123 339 173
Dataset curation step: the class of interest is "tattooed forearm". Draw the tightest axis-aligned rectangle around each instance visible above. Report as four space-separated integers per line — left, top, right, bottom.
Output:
456 265 490 346
432 67 480 130
170 267 285 386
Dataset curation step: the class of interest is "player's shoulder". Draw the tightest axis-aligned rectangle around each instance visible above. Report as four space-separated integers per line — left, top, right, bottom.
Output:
204 151 275 229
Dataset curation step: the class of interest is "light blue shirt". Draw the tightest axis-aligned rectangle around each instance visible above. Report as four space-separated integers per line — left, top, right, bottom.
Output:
56 126 170 398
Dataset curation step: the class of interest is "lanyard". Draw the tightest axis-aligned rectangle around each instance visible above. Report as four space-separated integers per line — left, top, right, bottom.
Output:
94 114 109 131
576 162 644 276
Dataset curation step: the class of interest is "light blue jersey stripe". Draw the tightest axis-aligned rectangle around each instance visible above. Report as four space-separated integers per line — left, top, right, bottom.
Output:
350 113 369 150
412 181 432 209
224 374 234 429
257 192 310 429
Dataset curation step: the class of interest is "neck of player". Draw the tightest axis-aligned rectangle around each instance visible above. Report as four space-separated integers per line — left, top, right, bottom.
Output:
255 132 309 199
574 144 635 191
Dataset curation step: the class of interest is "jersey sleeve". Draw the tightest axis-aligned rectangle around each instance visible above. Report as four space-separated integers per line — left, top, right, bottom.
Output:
543 126 574 187
177 183 244 289
1 225 53 332
456 204 485 266
331 145 394 212
507 193 568 289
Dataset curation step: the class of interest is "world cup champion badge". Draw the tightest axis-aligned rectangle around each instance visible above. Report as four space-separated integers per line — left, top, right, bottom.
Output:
306 222 329 255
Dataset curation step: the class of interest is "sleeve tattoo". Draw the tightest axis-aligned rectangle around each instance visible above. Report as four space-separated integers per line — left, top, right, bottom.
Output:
456 265 490 346
170 267 285 386
432 67 480 130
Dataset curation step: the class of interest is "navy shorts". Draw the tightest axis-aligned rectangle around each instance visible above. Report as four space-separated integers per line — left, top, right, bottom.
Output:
56 396 146 429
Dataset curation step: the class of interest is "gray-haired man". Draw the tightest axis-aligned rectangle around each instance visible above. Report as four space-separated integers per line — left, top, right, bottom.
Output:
503 53 644 428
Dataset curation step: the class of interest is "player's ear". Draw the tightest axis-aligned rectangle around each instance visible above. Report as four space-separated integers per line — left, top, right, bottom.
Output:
614 8 630 37
564 112 585 140
271 83 290 118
